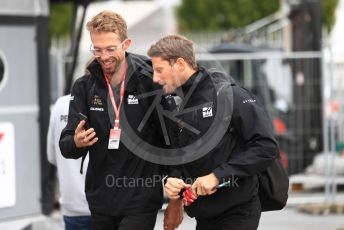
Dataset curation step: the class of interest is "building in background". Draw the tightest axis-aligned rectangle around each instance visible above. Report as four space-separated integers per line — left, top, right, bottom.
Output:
0 0 52 221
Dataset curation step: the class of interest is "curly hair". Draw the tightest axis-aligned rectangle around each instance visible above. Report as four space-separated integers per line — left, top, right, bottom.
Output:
86 10 128 41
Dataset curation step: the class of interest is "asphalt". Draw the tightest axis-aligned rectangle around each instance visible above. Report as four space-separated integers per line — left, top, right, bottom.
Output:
154 206 344 230
2 193 344 230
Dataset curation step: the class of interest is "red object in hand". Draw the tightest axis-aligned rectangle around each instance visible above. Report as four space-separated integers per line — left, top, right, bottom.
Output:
182 188 197 206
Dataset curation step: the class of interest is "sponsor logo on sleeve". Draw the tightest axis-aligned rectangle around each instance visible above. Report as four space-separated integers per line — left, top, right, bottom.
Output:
242 99 256 104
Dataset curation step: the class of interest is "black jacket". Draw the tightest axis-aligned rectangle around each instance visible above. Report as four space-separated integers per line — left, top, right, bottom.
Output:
59 53 164 216
168 67 279 218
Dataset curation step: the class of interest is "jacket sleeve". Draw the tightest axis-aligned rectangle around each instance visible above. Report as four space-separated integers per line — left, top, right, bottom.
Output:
59 78 89 159
213 86 279 180
47 100 58 166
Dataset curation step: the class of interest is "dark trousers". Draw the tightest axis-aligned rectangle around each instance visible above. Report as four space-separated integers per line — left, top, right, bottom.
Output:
91 211 158 230
63 215 92 230
195 196 261 230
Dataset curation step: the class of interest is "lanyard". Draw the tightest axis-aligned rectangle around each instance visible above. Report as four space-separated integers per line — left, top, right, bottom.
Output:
104 62 127 129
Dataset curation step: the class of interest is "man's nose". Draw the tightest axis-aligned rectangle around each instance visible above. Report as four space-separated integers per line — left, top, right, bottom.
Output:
99 52 109 60
153 73 159 83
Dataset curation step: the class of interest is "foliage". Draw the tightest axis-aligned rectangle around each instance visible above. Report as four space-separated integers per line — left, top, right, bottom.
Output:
49 2 73 40
176 0 279 32
322 0 339 32
176 0 339 32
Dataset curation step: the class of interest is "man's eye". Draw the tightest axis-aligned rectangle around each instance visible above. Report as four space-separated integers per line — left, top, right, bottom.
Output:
107 48 116 52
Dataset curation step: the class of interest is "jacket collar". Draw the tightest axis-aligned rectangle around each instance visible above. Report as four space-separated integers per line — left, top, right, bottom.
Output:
177 66 205 96
86 52 153 88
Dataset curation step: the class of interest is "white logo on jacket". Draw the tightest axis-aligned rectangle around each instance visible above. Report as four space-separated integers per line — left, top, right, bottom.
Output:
202 107 213 118
90 107 104 111
128 95 139 104
243 99 256 104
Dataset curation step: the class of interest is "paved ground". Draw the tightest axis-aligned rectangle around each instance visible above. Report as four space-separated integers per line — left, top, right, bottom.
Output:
154 207 344 230
2 193 344 230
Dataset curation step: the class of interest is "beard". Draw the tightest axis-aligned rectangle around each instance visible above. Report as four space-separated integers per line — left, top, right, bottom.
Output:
163 84 176 94
98 56 123 75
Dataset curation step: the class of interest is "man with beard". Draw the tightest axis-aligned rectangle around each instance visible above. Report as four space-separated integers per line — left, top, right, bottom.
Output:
59 11 182 230
147 35 279 230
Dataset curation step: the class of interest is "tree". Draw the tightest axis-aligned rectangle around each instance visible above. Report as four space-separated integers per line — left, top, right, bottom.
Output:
322 0 339 32
176 0 339 32
49 0 98 41
49 2 73 40
176 0 279 32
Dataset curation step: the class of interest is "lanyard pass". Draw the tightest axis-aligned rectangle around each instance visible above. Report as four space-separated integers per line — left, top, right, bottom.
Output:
105 62 127 150
108 120 121 149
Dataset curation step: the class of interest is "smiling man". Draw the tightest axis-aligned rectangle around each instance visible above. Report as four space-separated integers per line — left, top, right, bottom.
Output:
59 11 182 230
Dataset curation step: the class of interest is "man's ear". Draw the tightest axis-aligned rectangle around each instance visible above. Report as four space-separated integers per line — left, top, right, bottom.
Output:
175 58 186 72
123 38 132 50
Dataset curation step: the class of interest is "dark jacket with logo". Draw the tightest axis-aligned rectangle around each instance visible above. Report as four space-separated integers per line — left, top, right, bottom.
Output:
168 66 279 218
59 53 164 216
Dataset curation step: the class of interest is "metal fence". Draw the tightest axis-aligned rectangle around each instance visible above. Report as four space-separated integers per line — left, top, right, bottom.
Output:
197 50 327 175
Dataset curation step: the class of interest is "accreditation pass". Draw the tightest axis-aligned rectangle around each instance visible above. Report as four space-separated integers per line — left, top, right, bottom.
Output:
108 128 121 149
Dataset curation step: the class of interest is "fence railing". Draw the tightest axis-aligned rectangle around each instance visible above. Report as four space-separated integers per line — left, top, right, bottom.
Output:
197 51 334 175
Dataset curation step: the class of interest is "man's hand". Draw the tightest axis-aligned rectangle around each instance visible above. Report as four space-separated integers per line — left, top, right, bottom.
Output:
74 120 98 148
191 173 219 196
164 177 190 200
163 199 183 230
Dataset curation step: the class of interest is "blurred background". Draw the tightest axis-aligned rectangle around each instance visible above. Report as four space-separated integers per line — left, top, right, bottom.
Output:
1 0 344 229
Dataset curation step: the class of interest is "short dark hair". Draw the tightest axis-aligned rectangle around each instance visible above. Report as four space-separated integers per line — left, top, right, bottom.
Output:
147 35 197 70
